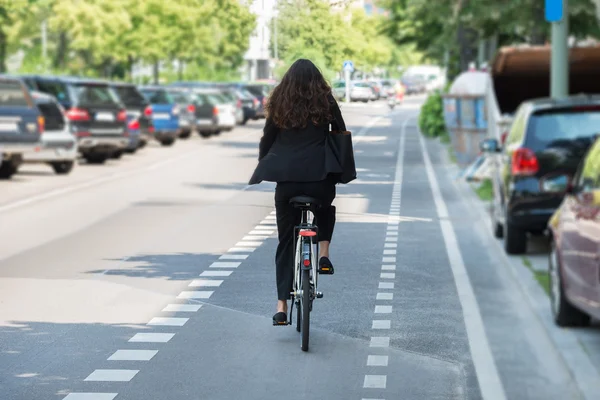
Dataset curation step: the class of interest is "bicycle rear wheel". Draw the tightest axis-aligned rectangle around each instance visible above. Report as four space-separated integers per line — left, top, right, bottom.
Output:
301 268 311 351
296 300 301 333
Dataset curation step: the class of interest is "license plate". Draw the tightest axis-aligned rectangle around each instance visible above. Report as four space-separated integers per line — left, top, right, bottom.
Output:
153 113 170 119
127 110 140 117
96 112 114 121
0 122 18 132
197 119 211 125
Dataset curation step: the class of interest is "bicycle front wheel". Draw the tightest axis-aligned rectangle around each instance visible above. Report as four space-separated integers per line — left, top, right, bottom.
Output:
301 268 311 351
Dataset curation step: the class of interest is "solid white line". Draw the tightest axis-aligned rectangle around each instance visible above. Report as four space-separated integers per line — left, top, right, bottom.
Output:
374 305 392 314
369 337 390 348
147 317 188 326
84 369 139 382
372 320 391 329
363 375 387 389
63 394 118 400
219 254 248 260
418 130 507 400
177 291 213 299
129 333 174 343
189 279 223 287
108 350 158 361
376 293 394 300
209 262 241 268
200 271 232 277
378 282 394 289
367 355 389 367
162 304 202 312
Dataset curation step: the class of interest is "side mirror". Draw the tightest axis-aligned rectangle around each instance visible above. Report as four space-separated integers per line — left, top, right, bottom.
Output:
480 138 500 153
541 174 571 193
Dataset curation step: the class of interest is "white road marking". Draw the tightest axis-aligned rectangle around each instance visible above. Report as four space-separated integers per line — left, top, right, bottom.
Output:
377 293 394 300
384 237 397 242
367 355 389 367
386 231 398 236
387 221 399 226
189 279 223 287
162 304 202 312
382 257 396 263
259 221 277 225
84 369 139 382
372 320 391 329
243 235 269 241
200 271 232 277
374 305 392 314
381 265 396 271
378 282 394 289
383 250 396 255
147 317 189 326
235 241 263 247
219 254 248 260
418 127 507 400
270 210 276 215
363 375 387 389
266 215 276 220
209 262 241 268
108 350 158 361
249 230 274 235
380 273 395 279
228 247 256 253
254 225 275 230
384 243 397 248
177 291 213 299
370 337 390 347
63 394 118 400
129 333 174 343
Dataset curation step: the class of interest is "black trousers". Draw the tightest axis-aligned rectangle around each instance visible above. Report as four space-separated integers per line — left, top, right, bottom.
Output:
274 180 336 301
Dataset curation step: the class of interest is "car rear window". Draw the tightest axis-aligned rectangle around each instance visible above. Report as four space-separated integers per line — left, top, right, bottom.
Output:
37 80 70 103
526 108 600 149
114 86 146 107
168 91 189 104
354 83 369 88
0 80 30 107
71 84 119 106
141 89 174 104
207 94 225 105
220 91 235 102
37 101 65 131
245 86 265 97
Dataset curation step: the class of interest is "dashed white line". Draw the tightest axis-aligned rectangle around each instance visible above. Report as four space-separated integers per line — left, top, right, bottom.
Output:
363 375 387 389
129 333 174 343
382 257 396 263
219 254 249 260
374 305 393 314
63 394 117 400
209 262 241 268
147 317 189 327
84 369 139 382
108 350 158 361
235 241 263 247
367 355 389 367
228 247 257 253
372 320 391 330
381 265 396 271
384 243 397 248
200 271 232 277
249 230 274 235
376 293 394 300
162 304 202 312
378 282 394 289
383 250 396 255
177 291 213 299
380 273 395 279
243 235 270 241
370 337 390 347
189 279 223 287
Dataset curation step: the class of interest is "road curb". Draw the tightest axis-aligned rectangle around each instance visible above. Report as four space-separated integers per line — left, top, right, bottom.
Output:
434 140 600 400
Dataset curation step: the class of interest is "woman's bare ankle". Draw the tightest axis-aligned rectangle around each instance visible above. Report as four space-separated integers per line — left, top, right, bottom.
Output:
277 300 287 313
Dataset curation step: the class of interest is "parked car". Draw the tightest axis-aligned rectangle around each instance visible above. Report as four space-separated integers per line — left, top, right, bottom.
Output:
367 81 383 100
332 80 346 101
547 135 600 327
187 88 220 138
381 79 396 98
23 91 77 174
109 82 153 152
139 86 180 146
22 76 129 164
401 75 426 94
350 82 373 103
481 96 600 254
244 84 268 119
218 88 244 125
0 76 42 179
204 90 236 132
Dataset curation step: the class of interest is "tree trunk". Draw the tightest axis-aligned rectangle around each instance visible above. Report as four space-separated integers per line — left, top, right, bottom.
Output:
0 29 7 73
457 25 478 72
127 55 134 81
178 59 184 81
153 60 159 84
53 31 68 69
529 0 547 45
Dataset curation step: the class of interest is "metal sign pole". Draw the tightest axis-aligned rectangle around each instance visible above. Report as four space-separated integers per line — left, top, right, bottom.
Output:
345 69 351 103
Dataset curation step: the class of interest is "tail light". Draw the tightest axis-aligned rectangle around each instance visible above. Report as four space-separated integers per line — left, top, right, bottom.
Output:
187 104 195 113
117 109 127 122
37 116 45 134
262 97 267 106
511 148 539 176
172 106 180 115
66 107 90 121
213 106 219 116
143 105 153 117
128 119 140 130
237 99 242 108
303 259 311 267
500 131 508 145
253 98 259 108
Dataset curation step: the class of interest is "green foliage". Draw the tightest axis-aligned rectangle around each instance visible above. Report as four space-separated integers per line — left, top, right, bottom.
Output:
475 179 493 201
418 91 445 138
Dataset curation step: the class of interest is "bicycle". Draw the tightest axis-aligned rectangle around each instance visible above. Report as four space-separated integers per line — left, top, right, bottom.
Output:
287 196 324 352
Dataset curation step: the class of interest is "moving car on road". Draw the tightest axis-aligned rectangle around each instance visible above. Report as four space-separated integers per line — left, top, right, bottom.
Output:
547 135 600 327
23 91 77 174
139 86 180 146
110 82 153 152
0 76 42 179
481 95 600 254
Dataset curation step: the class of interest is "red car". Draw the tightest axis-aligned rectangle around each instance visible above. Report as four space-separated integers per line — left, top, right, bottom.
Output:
548 136 600 326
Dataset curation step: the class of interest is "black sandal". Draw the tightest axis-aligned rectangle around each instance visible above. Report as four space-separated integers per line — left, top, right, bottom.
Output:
318 257 335 275
272 311 288 326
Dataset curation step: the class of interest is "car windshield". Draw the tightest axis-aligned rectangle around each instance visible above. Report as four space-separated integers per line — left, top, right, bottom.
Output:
114 86 146 107
71 84 119 106
527 109 600 149
0 81 29 107
141 89 174 104
245 85 265 97
168 91 190 104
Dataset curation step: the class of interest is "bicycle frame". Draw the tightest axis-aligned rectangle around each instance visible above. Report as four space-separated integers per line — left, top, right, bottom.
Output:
292 208 319 299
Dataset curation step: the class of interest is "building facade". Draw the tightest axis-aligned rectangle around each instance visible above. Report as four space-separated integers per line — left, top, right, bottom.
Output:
243 0 277 81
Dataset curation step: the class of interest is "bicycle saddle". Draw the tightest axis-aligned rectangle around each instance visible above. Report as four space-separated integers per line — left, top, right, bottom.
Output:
289 196 321 207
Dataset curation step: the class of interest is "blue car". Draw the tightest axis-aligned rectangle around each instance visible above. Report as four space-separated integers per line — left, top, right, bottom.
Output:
139 86 179 146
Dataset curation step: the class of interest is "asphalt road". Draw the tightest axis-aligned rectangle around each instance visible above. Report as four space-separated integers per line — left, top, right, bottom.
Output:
1 97 599 400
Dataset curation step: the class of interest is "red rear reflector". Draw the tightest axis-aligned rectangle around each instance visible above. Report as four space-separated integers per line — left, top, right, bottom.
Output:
144 106 153 116
213 106 218 115
117 110 127 122
303 259 311 267
128 119 140 130
187 104 195 113
299 230 317 237
66 107 90 121
512 148 539 176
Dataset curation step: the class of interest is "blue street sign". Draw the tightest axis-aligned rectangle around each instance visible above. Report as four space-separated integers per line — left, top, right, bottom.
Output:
343 60 354 72
545 0 563 22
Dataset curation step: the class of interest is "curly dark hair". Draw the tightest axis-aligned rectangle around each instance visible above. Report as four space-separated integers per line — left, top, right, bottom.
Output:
266 59 332 130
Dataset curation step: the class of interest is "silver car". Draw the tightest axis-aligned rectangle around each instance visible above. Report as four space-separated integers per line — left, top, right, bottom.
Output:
350 82 372 103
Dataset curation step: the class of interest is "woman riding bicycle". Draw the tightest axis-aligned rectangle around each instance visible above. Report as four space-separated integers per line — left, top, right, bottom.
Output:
249 59 350 326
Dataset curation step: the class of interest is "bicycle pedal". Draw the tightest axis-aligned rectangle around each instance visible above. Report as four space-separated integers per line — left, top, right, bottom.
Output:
316 292 324 299
273 320 290 326
318 266 334 275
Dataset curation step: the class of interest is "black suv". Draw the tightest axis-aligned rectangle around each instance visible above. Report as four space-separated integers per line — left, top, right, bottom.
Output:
22 76 129 164
481 95 600 254
109 82 153 152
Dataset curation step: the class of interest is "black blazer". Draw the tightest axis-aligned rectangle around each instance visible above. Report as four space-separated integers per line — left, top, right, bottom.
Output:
249 95 347 185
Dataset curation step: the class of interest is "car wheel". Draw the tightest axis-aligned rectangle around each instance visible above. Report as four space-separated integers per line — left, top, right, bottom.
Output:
241 118 248 125
160 138 175 146
51 161 74 175
549 239 591 327
124 146 137 154
179 130 191 139
0 162 18 179
491 196 503 239
504 211 527 254
213 130 222 136
84 153 107 164
110 150 123 159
